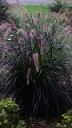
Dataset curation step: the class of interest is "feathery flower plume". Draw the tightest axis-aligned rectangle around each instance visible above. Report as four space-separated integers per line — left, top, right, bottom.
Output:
33 53 39 72
63 26 72 36
40 39 44 54
29 29 36 42
24 12 30 19
37 12 41 19
0 23 9 31
32 18 40 26
43 23 48 32
0 39 4 45
27 68 31 85
0 23 15 31
17 28 25 35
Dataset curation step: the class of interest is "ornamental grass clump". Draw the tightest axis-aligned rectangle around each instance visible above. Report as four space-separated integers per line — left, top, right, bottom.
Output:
1 13 72 119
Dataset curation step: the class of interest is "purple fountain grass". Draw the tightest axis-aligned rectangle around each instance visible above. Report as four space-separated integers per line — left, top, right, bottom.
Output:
0 12 72 119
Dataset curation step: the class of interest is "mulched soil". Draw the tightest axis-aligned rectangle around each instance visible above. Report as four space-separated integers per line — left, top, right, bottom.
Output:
26 120 57 128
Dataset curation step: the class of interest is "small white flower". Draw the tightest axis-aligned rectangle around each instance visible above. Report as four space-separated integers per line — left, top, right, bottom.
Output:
7 38 12 41
10 34 13 37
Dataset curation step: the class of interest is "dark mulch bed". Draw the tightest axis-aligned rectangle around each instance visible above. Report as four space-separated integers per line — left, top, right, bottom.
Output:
25 120 57 128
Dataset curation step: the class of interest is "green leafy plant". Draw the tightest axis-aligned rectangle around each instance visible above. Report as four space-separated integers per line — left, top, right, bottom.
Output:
59 13 68 25
49 0 67 12
67 5 72 12
57 109 72 128
0 98 26 128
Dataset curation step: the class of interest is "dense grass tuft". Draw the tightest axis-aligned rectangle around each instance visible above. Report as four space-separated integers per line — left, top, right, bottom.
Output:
1 13 72 119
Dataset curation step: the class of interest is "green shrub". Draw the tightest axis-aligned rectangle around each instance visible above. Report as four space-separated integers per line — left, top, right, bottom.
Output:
0 98 26 128
49 0 67 12
57 109 72 128
59 13 68 25
68 5 72 12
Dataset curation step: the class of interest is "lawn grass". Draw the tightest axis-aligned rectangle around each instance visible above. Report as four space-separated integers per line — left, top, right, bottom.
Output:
24 5 48 16
9 5 49 18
